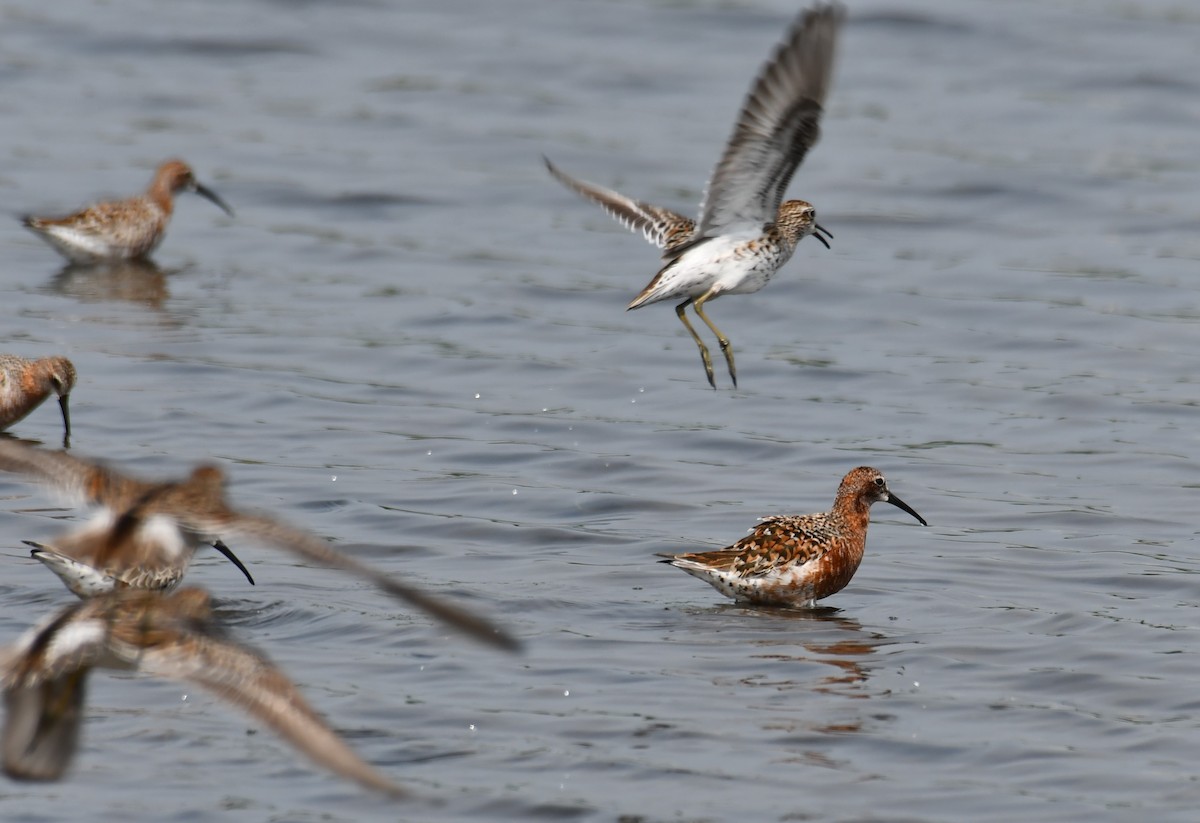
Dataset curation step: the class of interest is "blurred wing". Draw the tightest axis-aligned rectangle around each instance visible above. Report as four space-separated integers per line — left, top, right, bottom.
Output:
1 602 107 782
545 157 696 252
187 510 520 653
690 4 842 244
0 440 142 509
2 670 89 781
139 634 405 797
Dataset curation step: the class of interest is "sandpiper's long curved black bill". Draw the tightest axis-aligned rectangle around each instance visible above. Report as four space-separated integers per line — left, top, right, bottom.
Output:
57 395 71 442
886 492 928 527
211 539 255 585
813 223 833 250
193 183 235 217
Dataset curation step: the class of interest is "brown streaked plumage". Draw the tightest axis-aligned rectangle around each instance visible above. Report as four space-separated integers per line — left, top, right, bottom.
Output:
0 586 405 796
0 355 76 442
546 3 842 387
22 160 233 264
659 467 927 607
0 440 520 652
544 158 698 254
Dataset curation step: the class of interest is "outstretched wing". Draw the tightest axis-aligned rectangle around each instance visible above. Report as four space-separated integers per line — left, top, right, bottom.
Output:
688 4 843 248
2 671 89 781
139 630 405 797
545 157 695 253
0 440 147 510
1 603 108 781
180 509 521 653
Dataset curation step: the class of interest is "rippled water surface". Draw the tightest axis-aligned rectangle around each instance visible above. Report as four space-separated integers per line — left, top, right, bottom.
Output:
1 0 1199 820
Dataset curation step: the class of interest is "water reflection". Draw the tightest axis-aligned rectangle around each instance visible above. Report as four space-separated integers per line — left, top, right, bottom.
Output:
47 260 176 310
719 604 883 702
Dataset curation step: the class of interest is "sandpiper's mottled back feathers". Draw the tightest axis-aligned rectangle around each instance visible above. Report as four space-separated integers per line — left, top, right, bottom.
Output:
727 512 844 576
0 587 405 795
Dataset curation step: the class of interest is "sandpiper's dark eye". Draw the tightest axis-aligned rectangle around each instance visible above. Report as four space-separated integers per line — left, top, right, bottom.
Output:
873 477 885 486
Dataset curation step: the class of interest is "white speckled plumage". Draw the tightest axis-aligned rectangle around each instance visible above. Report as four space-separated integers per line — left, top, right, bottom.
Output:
547 4 842 387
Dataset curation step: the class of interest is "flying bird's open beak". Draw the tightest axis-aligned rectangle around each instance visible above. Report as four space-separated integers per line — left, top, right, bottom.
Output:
812 223 833 250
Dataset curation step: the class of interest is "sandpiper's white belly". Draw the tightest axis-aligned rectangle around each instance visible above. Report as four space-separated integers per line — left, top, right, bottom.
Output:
645 232 795 305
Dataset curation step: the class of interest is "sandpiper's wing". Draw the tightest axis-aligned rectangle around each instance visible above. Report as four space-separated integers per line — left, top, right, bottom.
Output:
1 602 109 781
682 4 843 253
0 440 147 510
131 613 405 797
176 508 521 653
0 442 518 652
666 513 836 578
22 197 163 256
726 513 839 576
544 157 696 253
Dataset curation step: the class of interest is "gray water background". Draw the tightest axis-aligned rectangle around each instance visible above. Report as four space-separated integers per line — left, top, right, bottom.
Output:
0 0 1198 820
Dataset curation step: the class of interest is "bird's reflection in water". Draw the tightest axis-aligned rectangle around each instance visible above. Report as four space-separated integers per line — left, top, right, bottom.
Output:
706 603 884 704
48 260 180 310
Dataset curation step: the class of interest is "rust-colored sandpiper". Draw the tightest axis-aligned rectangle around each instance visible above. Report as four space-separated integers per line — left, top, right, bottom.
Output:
0 440 519 652
0 586 405 795
0 355 75 441
659 467 927 607
546 3 842 387
22 159 233 264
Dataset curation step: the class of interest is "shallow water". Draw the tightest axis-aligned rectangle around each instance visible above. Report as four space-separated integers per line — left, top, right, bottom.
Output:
1 0 1199 820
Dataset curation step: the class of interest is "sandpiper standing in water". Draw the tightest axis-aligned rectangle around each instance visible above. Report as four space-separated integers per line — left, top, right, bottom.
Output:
22 160 233 264
0 586 405 795
547 4 842 387
0 440 519 652
659 467 927 607
0 355 75 442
